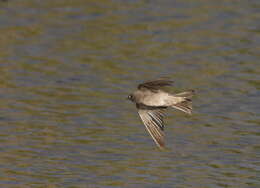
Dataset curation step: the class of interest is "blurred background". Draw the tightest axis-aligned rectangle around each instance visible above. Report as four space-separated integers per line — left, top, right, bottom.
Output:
0 0 259 187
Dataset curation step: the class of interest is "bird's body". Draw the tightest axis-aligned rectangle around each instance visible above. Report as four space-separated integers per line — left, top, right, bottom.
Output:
132 89 184 107
127 79 195 149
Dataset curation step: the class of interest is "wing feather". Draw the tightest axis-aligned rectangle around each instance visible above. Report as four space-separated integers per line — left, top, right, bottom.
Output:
138 108 166 149
138 79 173 91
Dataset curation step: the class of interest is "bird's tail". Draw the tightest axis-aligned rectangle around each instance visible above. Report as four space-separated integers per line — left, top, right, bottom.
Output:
171 90 195 114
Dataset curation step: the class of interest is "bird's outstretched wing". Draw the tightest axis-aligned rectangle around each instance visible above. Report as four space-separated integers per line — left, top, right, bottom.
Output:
138 79 173 91
137 106 166 149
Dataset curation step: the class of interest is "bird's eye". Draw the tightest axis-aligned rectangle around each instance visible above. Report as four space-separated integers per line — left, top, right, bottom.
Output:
127 95 133 100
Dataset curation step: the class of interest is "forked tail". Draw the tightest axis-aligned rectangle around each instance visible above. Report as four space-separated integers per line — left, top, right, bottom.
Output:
171 90 195 114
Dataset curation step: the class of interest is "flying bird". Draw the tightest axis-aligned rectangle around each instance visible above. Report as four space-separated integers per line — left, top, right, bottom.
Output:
127 79 195 149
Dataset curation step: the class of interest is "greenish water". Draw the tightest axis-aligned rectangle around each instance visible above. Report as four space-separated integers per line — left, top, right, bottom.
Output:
0 0 259 187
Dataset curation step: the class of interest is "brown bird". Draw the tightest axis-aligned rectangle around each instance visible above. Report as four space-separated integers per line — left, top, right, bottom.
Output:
127 79 195 149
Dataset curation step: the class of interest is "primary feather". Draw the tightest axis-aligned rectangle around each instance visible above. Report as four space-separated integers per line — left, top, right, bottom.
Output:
138 108 166 149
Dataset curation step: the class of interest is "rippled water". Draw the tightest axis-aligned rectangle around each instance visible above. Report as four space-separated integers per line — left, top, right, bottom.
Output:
0 0 259 187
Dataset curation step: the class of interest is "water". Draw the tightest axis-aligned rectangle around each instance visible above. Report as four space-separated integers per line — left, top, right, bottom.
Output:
0 0 259 187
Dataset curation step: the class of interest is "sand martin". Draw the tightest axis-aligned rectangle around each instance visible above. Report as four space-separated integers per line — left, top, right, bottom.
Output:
127 79 195 149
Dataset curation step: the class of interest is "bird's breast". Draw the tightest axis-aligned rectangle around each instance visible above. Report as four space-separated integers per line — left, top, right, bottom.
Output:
135 91 172 107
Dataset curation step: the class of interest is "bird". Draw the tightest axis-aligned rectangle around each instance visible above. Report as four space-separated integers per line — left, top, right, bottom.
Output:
127 78 195 149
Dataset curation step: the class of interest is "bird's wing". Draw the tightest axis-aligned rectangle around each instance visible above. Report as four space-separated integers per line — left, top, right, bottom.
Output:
137 107 166 149
137 79 173 92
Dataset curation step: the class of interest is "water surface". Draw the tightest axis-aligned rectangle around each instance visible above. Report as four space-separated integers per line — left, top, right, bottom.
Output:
0 0 259 187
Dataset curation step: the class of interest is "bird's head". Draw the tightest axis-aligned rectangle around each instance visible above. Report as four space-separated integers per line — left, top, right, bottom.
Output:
127 94 134 102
